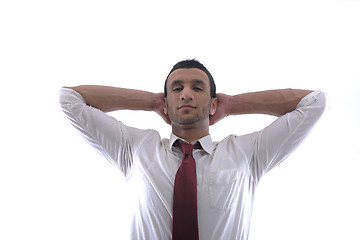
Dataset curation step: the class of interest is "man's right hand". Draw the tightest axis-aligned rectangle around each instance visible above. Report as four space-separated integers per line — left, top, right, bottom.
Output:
153 93 171 125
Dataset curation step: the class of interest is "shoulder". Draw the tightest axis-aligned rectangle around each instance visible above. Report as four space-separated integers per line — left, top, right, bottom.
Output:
216 132 260 154
126 126 163 149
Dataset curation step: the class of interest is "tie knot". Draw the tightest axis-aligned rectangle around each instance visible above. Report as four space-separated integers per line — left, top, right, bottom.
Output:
180 142 201 156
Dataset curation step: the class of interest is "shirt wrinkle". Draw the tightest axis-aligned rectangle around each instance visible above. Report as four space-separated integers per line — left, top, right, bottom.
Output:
59 88 327 240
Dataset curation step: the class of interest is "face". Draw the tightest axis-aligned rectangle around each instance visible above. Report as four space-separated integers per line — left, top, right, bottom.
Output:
164 68 217 127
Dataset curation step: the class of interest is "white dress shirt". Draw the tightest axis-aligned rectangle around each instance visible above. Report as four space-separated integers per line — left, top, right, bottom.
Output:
59 88 326 240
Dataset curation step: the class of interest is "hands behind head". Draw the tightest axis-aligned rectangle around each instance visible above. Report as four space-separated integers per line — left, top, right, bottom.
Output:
209 93 232 126
154 93 171 125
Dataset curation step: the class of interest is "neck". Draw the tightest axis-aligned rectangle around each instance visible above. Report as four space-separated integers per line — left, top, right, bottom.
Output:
171 120 209 143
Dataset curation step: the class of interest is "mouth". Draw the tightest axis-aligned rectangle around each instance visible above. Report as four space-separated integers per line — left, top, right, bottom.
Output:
178 104 196 110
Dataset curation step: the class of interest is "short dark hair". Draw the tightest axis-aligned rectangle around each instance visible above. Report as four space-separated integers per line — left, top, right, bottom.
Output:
164 59 216 98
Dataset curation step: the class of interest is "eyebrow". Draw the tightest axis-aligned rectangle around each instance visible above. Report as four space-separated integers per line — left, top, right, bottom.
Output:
170 79 207 87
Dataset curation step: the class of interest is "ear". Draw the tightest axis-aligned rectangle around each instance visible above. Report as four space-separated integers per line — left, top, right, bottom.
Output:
163 98 168 115
209 97 218 116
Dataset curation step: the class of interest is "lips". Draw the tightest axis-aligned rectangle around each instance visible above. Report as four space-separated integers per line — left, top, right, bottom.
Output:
178 104 196 109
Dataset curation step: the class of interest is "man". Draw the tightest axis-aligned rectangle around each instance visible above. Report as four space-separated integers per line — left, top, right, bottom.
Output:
59 59 326 240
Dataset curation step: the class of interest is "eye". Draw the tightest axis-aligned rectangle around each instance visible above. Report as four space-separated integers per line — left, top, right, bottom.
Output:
193 87 203 91
172 87 183 92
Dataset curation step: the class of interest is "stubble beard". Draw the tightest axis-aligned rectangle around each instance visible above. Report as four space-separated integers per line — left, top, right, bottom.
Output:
168 102 211 127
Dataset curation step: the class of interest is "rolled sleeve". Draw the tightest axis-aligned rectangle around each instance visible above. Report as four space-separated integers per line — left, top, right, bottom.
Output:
251 90 327 182
59 88 133 176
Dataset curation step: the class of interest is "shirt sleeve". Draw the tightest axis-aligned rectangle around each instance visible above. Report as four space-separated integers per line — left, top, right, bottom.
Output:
59 87 136 176
250 90 327 182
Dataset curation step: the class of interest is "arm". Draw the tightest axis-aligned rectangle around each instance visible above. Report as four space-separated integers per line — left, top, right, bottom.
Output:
210 89 313 125
59 87 167 175
66 85 171 124
215 89 327 181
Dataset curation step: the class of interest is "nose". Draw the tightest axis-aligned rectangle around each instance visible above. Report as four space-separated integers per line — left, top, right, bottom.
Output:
180 86 194 101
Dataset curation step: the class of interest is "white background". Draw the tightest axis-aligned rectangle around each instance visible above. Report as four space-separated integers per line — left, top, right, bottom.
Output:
1 0 360 239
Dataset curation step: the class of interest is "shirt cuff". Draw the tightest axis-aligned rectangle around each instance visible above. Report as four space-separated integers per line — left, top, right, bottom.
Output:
59 87 87 105
296 90 325 109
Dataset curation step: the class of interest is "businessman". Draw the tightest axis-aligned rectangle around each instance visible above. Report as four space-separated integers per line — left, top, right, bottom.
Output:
59 59 326 240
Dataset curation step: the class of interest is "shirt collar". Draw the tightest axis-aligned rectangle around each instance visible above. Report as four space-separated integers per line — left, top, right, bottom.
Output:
169 133 214 154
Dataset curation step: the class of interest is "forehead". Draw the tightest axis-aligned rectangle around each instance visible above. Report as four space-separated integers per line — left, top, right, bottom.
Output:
167 68 210 86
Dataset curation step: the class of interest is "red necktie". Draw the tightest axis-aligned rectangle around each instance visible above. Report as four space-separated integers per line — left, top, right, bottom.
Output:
172 142 201 240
